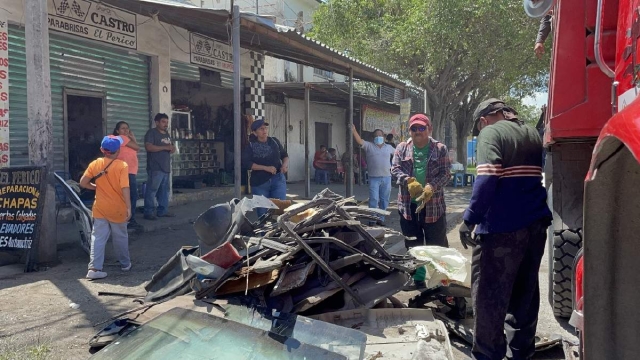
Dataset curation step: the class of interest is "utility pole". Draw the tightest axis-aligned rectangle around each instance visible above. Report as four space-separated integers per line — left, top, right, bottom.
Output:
25 0 56 264
232 5 242 199
346 68 354 197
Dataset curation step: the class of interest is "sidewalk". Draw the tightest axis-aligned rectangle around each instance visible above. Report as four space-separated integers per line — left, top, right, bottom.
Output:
56 181 473 247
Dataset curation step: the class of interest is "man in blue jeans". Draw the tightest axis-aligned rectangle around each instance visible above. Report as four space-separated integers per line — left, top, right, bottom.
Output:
143 113 176 220
351 124 395 223
242 119 289 217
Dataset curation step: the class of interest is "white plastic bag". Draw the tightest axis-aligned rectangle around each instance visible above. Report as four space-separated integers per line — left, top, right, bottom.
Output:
408 246 471 288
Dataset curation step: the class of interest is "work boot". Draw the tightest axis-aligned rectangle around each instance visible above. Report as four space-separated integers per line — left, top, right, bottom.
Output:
157 212 176 218
143 214 157 221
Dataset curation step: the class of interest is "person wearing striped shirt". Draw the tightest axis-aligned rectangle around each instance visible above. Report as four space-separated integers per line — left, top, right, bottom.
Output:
461 99 552 360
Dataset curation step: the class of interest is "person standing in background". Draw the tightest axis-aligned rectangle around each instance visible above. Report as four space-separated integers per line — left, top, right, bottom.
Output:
144 113 176 220
80 136 132 280
114 121 140 228
242 119 289 217
351 125 395 223
385 133 396 148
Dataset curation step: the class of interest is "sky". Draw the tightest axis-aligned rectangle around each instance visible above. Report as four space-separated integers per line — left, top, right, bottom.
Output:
523 91 548 108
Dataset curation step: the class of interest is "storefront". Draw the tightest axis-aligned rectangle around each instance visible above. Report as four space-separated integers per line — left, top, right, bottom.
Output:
8 1 151 188
169 59 234 188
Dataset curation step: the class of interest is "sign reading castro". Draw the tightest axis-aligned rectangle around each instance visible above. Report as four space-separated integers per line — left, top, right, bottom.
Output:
47 0 138 49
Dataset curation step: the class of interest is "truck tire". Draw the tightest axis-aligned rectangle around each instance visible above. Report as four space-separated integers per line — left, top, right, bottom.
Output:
552 229 582 318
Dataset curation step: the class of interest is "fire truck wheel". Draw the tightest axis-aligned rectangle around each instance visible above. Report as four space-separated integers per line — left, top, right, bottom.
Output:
552 229 583 318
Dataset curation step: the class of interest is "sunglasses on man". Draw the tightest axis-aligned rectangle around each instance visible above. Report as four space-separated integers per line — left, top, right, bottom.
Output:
410 125 427 132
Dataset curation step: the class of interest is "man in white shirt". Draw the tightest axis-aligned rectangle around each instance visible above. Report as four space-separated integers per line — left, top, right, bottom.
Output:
351 125 396 222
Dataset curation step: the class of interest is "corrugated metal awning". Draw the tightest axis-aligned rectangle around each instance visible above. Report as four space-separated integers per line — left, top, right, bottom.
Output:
101 0 409 90
265 82 400 113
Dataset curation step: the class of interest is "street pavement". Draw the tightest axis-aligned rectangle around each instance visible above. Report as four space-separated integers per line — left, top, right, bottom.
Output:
41 180 575 359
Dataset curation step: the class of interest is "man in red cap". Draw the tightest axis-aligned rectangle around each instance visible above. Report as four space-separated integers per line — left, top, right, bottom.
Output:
391 114 451 248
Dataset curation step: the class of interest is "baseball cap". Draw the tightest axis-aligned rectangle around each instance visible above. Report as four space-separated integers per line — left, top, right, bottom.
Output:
472 98 519 136
409 114 431 127
251 119 269 131
101 135 123 153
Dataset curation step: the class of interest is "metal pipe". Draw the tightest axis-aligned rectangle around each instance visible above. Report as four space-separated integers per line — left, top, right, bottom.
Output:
304 83 310 198
595 0 614 78
347 67 354 197
611 81 619 114
232 5 242 199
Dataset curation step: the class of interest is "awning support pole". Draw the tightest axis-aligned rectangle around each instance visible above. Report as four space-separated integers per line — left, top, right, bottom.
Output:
232 5 242 199
346 68 354 197
304 83 310 198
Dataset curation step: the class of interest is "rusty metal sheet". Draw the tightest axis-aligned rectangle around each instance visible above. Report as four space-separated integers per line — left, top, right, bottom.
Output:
271 262 316 296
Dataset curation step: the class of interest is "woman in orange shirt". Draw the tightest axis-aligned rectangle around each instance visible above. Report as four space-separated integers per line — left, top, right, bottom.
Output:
114 121 140 227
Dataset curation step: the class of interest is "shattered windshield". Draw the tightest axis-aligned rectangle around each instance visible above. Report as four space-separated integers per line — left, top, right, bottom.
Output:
91 308 346 360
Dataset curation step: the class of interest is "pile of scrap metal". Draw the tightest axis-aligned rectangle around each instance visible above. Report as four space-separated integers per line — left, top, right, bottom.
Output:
146 189 423 316
90 189 457 359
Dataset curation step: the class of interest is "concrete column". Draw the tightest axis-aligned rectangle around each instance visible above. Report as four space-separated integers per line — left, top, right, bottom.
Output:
25 0 56 265
149 54 172 200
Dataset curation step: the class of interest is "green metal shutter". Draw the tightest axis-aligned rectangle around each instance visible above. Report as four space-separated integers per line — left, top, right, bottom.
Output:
9 26 151 182
8 27 28 167
170 61 200 82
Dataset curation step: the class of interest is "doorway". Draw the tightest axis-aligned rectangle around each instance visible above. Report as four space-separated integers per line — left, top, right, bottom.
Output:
314 122 331 151
64 90 106 183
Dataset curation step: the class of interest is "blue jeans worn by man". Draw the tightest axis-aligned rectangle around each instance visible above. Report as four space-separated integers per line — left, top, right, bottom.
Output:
368 176 391 221
251 173 287 217
128 174 138 224
144 170 170 217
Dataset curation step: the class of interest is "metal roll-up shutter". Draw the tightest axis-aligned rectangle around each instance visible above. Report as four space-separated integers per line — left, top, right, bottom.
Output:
9 27 151 182
8 26 28 167
220 71 233 89
170 61 200 82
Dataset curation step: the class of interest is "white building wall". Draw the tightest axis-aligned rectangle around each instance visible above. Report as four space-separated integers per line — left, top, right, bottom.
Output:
286 99 346 182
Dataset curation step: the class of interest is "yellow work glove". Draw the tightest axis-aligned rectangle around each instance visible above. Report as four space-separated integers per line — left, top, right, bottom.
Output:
415 184 434 213
407 177 424 198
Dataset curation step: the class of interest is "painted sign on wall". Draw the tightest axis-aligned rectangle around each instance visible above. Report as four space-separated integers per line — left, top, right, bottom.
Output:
0 15 8 168
190 33 233 73
48 0 138 49
0 167 47 252
362 105 400 135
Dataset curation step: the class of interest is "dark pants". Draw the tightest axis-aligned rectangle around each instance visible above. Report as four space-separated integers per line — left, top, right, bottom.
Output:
400 202 448 249
471 219 549 360
128 174 137 224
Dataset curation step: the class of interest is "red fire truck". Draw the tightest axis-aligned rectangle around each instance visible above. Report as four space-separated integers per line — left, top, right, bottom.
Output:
526 0 640 357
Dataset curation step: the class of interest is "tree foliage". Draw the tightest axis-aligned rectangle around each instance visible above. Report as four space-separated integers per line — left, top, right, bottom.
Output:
309 0 549 162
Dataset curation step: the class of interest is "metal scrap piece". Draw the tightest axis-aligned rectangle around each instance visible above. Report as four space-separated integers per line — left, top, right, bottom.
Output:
292 272 368 313
295 220 362 234
278 198 366 306
271 262 316 296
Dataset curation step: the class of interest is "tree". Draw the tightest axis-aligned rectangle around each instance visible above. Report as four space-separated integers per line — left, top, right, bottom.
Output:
309 0 549 163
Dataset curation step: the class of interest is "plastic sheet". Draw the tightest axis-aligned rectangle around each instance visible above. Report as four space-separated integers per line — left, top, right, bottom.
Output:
408 246 471 288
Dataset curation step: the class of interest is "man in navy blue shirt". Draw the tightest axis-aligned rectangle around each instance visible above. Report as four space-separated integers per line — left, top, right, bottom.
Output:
461 99 552 360
241 119 289 217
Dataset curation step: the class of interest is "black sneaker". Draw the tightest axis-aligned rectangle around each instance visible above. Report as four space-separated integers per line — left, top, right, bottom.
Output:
143 214 157 221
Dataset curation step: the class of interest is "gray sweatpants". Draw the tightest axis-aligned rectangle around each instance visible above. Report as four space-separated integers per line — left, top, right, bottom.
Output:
88 218 131 271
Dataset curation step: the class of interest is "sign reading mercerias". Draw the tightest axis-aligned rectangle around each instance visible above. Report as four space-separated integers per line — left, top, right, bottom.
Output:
190 32 233 72
48 0 137 49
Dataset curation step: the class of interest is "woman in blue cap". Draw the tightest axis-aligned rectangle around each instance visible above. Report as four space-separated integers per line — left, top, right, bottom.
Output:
241 119 289 216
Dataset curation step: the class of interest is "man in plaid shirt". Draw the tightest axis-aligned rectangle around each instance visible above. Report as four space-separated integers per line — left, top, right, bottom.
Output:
392 114 451 249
